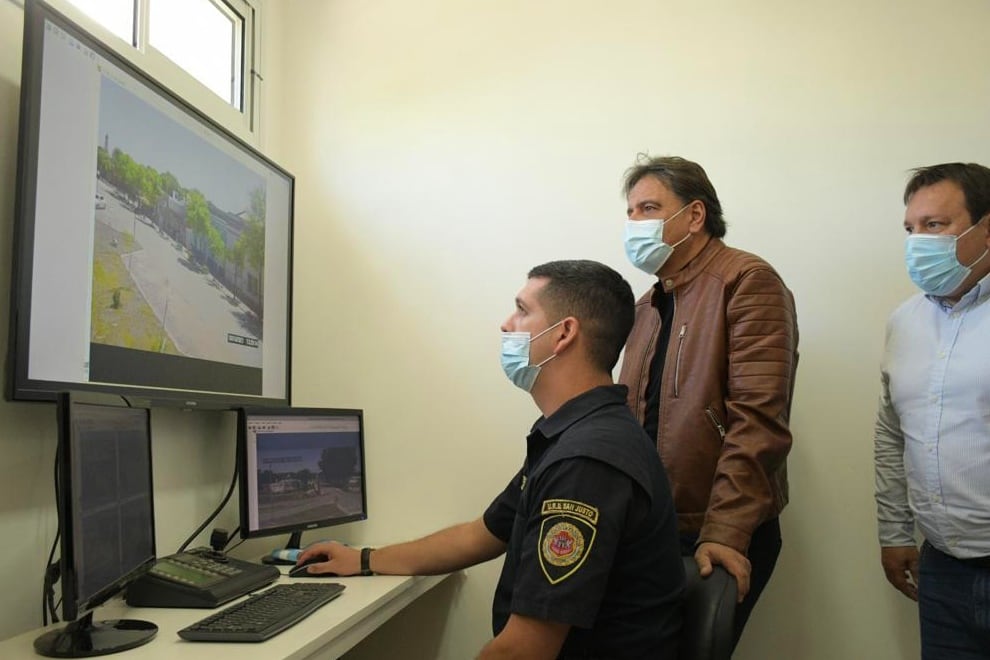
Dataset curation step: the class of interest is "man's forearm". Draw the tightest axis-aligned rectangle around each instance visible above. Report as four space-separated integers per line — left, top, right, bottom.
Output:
371 517 506 575
874 392 914 546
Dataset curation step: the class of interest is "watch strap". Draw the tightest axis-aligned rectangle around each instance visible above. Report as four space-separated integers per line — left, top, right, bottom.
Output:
360 547 375 576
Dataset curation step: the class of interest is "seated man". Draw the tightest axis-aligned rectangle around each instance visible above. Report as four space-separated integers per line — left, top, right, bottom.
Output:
297 260 685 659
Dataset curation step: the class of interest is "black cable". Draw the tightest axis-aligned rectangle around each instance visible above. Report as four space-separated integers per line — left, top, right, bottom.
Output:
224 532 246 554
43 440 61 626
176 457 239 553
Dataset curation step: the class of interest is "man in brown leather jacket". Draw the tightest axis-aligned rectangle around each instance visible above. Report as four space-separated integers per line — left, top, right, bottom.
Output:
619 155 798 647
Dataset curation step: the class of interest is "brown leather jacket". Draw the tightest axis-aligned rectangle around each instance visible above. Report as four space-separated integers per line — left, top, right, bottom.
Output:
618 238 798 553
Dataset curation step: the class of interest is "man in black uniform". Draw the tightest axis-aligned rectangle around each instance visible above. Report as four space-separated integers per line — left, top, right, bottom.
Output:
298 260 684 659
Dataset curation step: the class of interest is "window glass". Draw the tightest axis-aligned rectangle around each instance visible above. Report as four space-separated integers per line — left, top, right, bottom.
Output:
149 0 242 108
64 0 135 44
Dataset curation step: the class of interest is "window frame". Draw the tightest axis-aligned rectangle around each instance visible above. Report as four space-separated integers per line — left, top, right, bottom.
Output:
35 0 263 144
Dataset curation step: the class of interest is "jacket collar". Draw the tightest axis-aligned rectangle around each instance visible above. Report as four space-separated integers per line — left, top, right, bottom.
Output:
653 236 725 293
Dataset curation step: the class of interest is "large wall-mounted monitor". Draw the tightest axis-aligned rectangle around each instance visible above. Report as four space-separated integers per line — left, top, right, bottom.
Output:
34 392 158 657
238 408 367 555
8 0 293 409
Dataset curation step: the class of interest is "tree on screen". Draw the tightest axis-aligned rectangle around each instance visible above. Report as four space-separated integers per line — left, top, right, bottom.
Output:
185 190 226 263
318 446 359 488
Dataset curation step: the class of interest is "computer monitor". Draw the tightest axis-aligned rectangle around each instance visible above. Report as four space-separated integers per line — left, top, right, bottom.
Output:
34 393 158 657
238 408 367 555
8 0 293 409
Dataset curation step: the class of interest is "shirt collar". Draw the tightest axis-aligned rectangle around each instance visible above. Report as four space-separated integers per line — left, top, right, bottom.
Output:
927 271 990 312
527 385 628 444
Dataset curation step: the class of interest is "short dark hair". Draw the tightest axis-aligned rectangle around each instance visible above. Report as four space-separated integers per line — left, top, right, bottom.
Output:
622 154 727 238
527 260 634 373
904 162 990 224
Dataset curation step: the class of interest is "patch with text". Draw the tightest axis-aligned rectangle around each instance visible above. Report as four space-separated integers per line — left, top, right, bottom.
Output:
538 499 597 584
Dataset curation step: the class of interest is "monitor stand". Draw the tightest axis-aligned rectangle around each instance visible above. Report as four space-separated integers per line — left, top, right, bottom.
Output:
261 529 305 565
34 611 157 658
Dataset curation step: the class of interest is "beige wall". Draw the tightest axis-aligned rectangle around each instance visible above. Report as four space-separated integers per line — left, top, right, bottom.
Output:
1 0 989 658
0 0 292 643
273 0 989 658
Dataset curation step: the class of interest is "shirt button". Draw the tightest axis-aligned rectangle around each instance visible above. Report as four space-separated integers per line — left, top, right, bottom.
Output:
930 395 938 403
938 351 946 359
664 279 674 288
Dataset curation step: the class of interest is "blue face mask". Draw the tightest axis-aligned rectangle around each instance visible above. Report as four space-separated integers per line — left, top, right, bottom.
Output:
500 321 563 392
623 203 692 274
905 221 989 296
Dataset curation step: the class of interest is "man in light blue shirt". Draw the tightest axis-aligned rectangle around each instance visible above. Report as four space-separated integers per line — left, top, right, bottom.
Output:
875 162 990 659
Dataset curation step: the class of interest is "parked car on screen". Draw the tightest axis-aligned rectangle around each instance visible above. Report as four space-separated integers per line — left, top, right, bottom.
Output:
95 193 106 210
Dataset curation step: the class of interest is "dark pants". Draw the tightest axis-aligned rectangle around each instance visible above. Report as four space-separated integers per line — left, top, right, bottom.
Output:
919 542 990 660
680 517 781 651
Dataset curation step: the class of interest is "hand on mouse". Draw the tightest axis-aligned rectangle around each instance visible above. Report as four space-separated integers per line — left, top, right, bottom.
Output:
295 541 360 576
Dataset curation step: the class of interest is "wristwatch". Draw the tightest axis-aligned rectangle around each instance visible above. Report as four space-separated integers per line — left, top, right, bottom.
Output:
360 547 375 576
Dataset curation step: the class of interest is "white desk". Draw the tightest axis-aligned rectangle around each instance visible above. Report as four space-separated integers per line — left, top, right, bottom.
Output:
0 573 452 660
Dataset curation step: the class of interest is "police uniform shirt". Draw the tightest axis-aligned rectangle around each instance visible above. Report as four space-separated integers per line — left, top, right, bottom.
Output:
483 384 683 659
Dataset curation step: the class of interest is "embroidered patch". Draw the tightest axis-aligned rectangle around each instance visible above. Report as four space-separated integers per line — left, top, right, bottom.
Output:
541 499 598 525
538 512 597 584
542 521 584 566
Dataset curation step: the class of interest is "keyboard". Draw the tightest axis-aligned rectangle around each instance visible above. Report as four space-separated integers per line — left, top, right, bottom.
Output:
177 582 346 642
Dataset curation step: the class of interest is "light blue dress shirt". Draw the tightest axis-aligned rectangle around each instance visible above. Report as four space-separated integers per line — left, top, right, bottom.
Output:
875 272 990 558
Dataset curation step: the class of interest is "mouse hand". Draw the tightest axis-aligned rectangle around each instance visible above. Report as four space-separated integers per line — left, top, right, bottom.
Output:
296 541 361 576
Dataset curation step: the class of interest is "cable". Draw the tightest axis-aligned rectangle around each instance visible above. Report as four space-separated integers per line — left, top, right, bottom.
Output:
42 441 61 626
176 457 239 553
224 532 246 554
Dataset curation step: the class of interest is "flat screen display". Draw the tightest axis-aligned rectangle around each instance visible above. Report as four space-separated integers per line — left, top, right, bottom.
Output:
34 392 158 657
9 0 293 408
59 393 156 621
239 408 367 540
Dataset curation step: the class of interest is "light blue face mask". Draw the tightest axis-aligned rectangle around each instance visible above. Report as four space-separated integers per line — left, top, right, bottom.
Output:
623 203 692 275
905 221 989 296
500 321 563 392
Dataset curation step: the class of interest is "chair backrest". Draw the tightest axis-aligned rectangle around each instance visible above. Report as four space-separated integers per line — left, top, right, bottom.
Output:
678 557 736 660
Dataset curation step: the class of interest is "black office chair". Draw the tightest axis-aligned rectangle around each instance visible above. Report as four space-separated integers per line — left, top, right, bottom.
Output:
678 557 736 660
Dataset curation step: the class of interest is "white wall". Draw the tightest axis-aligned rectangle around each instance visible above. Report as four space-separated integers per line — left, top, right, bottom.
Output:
0 0 302 643
1 0 989 658
271 0 990 658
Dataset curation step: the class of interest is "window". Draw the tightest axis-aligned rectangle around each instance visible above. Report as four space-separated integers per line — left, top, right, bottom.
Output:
149 0 244 108
60 0 134 43
58 0 258 138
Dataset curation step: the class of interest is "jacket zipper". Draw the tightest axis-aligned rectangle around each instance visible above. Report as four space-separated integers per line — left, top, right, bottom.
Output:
705 406 727 439
673 324 686 398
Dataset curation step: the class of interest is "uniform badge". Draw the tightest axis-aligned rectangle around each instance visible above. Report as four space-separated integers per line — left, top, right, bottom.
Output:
538 499 598 584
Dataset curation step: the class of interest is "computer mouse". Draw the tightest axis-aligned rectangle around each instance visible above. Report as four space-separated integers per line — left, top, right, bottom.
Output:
288 555 338 578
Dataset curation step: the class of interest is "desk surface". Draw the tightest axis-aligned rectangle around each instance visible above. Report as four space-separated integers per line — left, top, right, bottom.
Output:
0 572 450 660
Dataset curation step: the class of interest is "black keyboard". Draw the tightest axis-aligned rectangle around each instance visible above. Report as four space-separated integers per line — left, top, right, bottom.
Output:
177 582 346 642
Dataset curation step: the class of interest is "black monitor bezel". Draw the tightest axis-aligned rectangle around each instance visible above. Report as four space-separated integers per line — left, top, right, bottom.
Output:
237 407 368 540
56 391 158 623
7 0 294 411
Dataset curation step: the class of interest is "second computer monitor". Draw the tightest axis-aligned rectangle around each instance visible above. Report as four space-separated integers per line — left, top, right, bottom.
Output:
34 392 158 657
238 408 367 549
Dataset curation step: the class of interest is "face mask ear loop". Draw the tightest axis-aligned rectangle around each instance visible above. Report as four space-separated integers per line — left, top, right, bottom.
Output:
530 319 565 343
961 215 990 268
534 353 557 369
666 201 695 249
530 319 566 367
